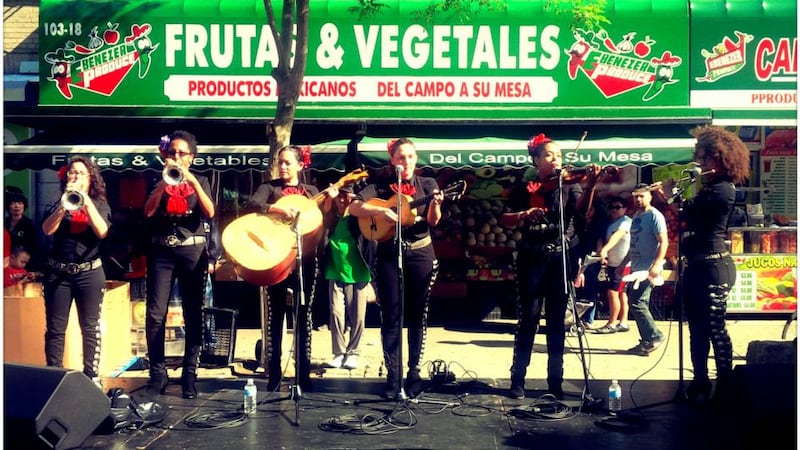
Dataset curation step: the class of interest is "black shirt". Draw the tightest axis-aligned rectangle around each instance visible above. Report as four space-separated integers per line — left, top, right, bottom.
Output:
46 200 112 263
681 178 735 257
149 175 213 239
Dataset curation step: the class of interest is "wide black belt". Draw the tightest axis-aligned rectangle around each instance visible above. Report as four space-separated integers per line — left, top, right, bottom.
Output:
687 251 731 264
48 258 102 274
153 235 206 247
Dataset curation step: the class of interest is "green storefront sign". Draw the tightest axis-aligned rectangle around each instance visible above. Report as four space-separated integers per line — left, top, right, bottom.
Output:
690 0 797 124
38 0 701 121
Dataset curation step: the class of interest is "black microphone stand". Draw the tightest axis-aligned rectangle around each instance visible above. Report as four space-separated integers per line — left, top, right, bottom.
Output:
618 178 694 416
556 172 600 411
289 212 305 425
389 169 457 413
395 167 408 402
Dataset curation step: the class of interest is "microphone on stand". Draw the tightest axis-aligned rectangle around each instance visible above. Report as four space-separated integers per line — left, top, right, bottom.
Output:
395 165 404 175
682 163 703 181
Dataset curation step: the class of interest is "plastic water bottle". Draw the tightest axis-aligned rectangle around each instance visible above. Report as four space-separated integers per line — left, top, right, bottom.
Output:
243 378 257 415
608 379 622 413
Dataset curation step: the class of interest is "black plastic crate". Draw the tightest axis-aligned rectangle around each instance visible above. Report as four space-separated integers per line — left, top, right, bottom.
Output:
200 307 238 367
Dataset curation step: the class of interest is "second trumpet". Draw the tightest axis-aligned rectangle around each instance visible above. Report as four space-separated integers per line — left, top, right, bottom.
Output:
61 190 84 211
163 162 184 185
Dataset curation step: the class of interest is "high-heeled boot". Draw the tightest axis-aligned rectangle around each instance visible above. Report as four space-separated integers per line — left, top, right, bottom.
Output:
147 366 169 399
181 345 201 399
686 377 712 403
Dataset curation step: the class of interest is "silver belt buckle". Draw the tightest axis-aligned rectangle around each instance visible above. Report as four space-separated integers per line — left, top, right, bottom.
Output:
166 235 180 247
66 263 81 274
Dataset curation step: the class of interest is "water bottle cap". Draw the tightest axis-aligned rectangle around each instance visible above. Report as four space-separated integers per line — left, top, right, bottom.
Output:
612 379 618 384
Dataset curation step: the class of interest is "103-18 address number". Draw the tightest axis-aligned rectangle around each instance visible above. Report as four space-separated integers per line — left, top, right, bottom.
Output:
43 22 82 37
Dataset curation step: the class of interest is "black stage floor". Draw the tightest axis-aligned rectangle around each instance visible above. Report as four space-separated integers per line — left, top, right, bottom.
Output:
75 374 795 450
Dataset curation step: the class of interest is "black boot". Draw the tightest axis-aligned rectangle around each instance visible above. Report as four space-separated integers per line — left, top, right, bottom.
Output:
509 370 526 399
686 377 712 403
147 366 169 397
384 366 401 400
181 371 197 399
404 368 423 398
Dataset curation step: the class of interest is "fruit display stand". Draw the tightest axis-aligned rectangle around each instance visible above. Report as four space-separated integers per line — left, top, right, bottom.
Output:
4 281 134 377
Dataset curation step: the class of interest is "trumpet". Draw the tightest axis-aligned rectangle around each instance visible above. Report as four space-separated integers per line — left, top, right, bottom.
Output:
61 190 84 211
163 162 184 185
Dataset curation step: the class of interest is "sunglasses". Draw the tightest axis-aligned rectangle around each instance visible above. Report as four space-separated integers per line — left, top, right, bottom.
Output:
609 205 625 210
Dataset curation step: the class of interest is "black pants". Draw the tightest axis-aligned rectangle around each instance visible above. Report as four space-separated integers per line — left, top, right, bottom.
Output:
375 244 437 385
146 243 207 377
683 255 736 381
510 253 568 389
265 257 316 384
43 267 106 378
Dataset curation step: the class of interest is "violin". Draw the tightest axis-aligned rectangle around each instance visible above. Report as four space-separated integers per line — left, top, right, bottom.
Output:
540 164 613 189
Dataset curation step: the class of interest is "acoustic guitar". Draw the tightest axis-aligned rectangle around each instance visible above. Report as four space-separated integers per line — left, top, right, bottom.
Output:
358 180 466 242
222 168 369 286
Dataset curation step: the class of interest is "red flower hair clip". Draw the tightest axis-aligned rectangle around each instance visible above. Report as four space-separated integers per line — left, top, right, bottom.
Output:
387 139 399 155
57 165 68 181
527 133 551 151
300 145 311 166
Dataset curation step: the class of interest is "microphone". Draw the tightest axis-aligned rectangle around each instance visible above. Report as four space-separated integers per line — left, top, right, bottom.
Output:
682 164 703 180
395 165 404 174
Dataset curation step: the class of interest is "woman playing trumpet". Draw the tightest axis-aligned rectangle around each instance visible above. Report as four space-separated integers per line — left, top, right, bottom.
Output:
143 130 215 399
41 156 111 386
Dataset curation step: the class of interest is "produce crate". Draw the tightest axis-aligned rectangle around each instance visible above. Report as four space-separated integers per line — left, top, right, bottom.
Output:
200 307 238 367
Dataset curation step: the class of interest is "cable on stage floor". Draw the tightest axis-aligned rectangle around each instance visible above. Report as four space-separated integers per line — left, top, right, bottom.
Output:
506 394 576 421
184 410 251 429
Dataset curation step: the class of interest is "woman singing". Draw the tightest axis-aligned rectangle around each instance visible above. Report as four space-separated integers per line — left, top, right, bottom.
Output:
348 138 444 399
144 130 215 399
41 156 111 385
676 126 750 403
246 145 333 392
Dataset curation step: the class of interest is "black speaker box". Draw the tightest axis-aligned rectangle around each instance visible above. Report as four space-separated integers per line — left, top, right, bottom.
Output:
4 364 110 450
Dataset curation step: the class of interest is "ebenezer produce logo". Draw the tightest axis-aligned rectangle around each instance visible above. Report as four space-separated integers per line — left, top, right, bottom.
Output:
566 28 681 101
44 22 159 99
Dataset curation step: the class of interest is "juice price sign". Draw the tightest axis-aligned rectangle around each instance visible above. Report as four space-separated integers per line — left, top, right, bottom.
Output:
728 255 797 312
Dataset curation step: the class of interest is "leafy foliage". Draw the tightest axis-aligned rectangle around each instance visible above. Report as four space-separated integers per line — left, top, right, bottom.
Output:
411 0 507 24
348 0 391 20
544 0 611 31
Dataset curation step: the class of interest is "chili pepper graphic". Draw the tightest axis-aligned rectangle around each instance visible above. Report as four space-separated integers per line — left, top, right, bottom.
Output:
44 49 75 99
566 41 591 80
643 51 682 101
51 64 73 99
125 24 158 79
64 40 95 55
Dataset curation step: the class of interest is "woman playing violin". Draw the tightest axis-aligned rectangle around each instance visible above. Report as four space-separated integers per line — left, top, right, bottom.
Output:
245 145 335 392
348 138 444 399
500 133 599 400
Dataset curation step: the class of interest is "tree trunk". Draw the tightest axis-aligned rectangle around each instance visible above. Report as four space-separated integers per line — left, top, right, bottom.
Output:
263 0 309 180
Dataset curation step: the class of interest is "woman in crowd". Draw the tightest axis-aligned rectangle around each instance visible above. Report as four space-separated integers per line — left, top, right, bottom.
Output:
144 130 215 399
5 190 41 270
41 156 111 385
348 138 444 399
